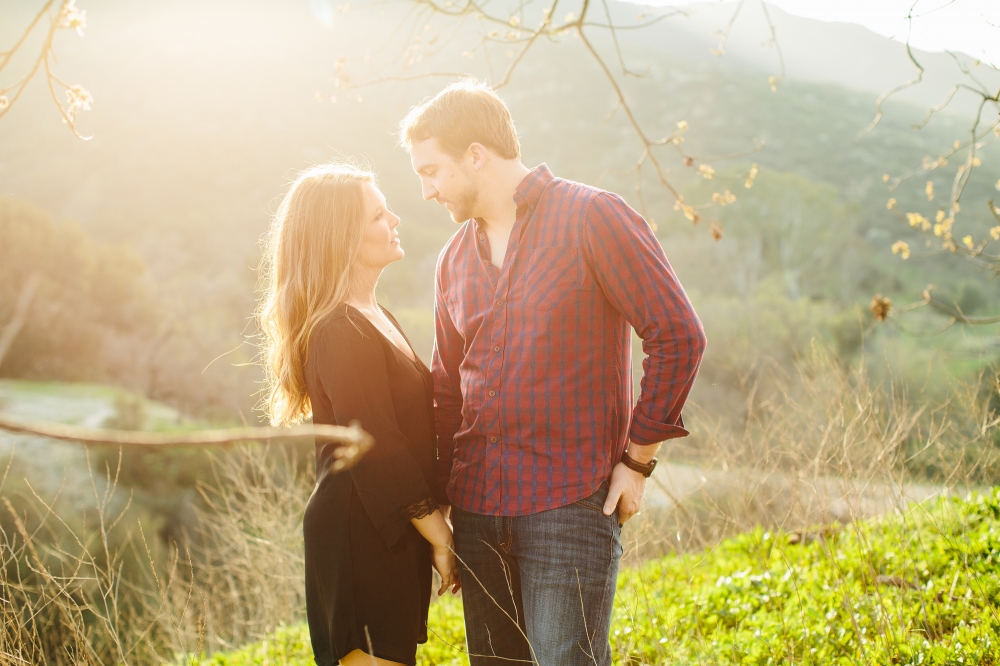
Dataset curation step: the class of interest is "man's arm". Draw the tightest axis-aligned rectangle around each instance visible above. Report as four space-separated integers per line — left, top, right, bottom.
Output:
582 191 707 523
430 260 465 509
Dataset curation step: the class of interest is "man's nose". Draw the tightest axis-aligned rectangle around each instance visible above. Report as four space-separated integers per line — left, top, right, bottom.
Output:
422 182 437 202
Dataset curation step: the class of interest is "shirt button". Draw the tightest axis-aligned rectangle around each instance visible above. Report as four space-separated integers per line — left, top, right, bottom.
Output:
493 345 501 352
488 390 496 397
495 300 503 307
478 233 485 241
490 436 498 443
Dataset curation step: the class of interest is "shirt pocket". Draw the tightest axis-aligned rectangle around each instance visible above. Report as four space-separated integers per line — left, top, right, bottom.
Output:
521 247 583 311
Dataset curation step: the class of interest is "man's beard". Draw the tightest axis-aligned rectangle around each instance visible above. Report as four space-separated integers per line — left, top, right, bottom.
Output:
447 182 479 223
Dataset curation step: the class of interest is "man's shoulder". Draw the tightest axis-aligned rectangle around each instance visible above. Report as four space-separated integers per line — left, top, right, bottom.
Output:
542 176 625 212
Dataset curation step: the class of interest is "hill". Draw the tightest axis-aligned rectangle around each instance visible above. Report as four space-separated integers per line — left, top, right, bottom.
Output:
1 0 998 416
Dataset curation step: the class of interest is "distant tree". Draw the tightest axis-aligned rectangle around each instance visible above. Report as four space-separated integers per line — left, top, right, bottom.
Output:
0 198 151 379
692 170 863 303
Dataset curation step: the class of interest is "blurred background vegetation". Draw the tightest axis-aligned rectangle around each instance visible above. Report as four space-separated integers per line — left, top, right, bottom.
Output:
1 0 999 661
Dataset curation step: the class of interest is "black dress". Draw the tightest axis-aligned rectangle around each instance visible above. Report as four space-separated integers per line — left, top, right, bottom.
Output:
303 304 443 666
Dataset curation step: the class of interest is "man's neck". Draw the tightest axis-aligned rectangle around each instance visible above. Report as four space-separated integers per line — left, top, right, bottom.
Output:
476 160 531 233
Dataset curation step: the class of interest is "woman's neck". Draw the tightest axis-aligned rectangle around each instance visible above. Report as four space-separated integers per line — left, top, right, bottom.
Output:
347 267 381 311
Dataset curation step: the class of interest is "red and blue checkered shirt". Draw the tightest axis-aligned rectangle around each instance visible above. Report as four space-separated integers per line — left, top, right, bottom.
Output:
432 164 706 516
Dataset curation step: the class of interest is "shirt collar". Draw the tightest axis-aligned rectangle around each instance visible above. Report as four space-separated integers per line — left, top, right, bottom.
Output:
513 163 554 211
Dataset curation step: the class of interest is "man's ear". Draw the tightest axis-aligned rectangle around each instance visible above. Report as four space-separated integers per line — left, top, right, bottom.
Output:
467 142 488 172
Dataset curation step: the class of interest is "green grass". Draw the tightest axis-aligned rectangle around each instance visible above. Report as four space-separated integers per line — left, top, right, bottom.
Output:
177 490 1000 666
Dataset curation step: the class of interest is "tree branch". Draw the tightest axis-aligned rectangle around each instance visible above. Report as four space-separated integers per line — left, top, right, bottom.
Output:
0 417 373 470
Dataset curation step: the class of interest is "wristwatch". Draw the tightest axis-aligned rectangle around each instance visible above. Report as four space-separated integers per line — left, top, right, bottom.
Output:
621 450 658 478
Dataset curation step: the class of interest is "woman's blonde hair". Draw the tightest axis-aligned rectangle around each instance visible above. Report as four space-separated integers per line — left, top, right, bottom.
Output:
257 163 375 426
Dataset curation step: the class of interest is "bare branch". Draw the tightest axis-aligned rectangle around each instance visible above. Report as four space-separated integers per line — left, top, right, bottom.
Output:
709 0 745 57
0 417 372 470
858 41 924 140
912 85 960 130
923 296 1000 326
0 0 92 138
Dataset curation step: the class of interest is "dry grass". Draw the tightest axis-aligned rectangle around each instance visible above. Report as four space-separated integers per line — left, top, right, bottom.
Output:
0 343 998 663
623 343 1000 563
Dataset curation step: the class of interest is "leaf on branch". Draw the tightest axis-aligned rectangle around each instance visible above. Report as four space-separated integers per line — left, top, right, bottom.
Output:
963 235 974 249
64 84 93 122
887 198 897 210
892 241 910 259
712 190 736 206
906 212 927 228
933 217 953 237
697 164 715 179
710 222 723 241
990 226 1000 241
926 181 934 201
882 173 890 183
59 0 87 37
745 163 758 189
871 294 892 322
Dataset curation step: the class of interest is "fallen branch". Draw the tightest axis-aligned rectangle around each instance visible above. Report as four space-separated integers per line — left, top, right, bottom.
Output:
0 417 372 470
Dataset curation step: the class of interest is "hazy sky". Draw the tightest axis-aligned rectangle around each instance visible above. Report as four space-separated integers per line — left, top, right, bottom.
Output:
645 0 999 66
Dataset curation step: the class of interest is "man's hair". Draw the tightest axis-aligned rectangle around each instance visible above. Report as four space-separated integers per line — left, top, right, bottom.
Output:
399 79 520 160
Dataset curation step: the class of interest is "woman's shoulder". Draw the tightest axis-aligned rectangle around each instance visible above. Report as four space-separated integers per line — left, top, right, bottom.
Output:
308 304 391 370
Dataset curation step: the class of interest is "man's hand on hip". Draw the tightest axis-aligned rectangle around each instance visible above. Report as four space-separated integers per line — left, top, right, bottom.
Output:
603 462 646 524
603 442 661 525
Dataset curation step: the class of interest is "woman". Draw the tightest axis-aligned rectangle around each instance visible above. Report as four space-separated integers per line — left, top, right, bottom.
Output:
258 163 459 666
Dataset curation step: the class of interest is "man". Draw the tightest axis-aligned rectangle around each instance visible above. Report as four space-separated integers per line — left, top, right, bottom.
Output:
399 80 706 666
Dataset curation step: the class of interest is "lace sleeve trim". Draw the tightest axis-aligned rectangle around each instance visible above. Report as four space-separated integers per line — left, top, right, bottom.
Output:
403 497 439 521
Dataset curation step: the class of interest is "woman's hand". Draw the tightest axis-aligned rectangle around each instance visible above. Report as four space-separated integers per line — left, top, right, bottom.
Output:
411 508 461 595
432 542 461 596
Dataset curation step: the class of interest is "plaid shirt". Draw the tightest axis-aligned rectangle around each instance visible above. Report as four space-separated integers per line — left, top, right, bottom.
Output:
432 164 706 516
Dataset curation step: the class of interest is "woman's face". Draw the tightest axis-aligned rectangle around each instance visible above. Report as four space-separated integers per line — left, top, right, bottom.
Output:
357 182 404 271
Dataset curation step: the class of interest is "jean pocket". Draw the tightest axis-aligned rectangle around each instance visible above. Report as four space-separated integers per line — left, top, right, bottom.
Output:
574 479 611 513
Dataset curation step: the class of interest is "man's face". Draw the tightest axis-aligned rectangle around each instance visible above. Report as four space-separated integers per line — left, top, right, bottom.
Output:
409 138 479 223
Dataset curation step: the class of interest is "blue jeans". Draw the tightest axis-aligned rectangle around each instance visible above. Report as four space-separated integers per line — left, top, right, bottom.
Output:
452 480 623 666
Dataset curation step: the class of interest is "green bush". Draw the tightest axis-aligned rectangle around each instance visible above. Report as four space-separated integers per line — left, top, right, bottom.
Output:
178 490 1000 666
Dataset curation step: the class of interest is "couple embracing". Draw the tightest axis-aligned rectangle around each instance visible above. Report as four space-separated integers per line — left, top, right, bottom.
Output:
259 80 707 666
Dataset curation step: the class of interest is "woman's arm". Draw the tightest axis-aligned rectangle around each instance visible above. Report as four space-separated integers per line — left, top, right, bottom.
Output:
310 315 437 548
411 509 460 595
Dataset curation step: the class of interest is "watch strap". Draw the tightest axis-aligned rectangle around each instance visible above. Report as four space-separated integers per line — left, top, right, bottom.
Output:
621 450 657 478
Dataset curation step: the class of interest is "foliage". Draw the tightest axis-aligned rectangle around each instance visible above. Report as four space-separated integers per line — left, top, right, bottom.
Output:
176 490 1000 666
0 197 154 380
